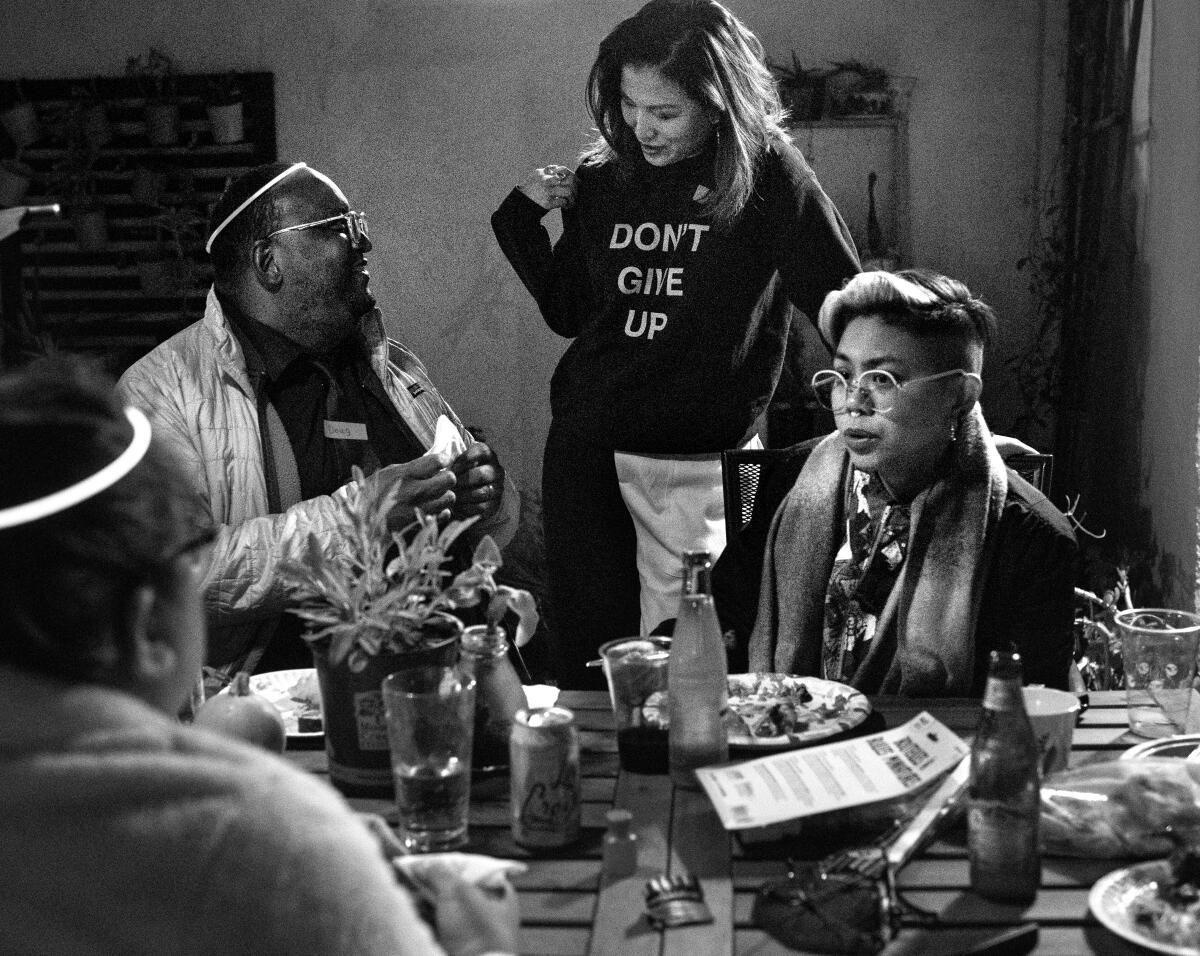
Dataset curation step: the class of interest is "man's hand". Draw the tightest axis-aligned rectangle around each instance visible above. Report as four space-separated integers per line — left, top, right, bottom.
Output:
427 869 519 956
370 454 457 528
450 441 505 523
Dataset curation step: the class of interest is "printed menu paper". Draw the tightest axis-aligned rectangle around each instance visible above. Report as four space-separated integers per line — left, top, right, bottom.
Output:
695 712 968 833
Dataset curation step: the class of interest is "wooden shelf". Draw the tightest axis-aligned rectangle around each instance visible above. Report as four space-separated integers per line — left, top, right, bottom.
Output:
1 71 276 374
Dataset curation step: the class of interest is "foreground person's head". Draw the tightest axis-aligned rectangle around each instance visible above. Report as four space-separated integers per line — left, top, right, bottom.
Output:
0 359 210 713
206 162 374 353
815 269 995 498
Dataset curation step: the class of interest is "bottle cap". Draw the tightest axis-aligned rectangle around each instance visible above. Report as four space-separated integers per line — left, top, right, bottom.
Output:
606 808 633 833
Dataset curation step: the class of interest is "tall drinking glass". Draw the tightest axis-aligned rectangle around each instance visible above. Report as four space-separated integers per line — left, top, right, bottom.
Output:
1117 608 1200 737
382 665 476 851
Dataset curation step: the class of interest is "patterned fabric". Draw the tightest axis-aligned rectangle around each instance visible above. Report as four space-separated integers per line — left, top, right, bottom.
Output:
821 471 911 683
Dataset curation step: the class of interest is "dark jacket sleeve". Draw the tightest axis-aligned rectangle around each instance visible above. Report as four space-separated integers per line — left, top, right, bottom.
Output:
765 141 861 340
972 475 1079 692
490 185 591 338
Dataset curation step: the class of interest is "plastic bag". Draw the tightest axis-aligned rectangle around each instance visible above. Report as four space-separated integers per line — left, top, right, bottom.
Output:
1040 758 1200 858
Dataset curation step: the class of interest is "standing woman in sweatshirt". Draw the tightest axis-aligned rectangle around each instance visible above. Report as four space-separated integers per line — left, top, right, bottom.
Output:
492 0 860 688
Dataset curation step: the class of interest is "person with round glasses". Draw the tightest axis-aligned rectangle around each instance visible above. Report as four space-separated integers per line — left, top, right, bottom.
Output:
747 269 1077 696
119 162 519 679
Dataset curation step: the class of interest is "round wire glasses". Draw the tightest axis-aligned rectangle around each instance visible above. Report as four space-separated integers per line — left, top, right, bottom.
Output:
811 368 981 415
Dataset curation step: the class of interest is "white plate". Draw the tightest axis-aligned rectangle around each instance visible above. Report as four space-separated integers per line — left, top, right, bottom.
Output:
1122 735 1200 762
725 673 872 750
1090 860 1200 955
223 670 562 741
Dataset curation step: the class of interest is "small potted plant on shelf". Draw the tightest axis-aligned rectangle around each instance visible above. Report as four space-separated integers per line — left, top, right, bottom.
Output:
825 60 892 117
125 47 181 147
204 72 244 145
0 79 40 150
135 188 206 296
48 143 107 251
769 53 828 123
279 464 538 794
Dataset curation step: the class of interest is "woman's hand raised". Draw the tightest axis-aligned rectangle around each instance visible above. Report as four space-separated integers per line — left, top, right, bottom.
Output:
517 164 577 210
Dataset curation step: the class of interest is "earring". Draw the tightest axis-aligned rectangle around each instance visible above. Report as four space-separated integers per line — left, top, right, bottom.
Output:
949 420 957 442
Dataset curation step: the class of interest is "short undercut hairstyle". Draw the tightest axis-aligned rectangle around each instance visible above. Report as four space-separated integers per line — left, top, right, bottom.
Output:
818 269 997 367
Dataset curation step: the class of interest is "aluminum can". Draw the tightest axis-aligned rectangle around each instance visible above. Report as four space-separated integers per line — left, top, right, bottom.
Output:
510 705 581 848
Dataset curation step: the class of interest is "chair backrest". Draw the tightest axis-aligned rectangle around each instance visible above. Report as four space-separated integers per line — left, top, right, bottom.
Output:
1005 453 1054 496
720 442 817 542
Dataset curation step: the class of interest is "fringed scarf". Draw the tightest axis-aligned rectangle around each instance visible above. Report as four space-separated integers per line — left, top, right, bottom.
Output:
748 405 1007 696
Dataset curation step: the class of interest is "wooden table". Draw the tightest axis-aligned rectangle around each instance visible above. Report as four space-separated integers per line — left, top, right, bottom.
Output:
288 689 1177 955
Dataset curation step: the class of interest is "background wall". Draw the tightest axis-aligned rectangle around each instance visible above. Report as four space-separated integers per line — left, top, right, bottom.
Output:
1139 0 1200 607
0 0 1065 494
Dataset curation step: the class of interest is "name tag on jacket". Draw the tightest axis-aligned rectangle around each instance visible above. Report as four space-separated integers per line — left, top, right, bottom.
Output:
324 420 369 441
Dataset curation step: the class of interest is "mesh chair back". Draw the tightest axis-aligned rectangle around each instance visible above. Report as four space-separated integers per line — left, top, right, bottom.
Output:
1006 453 1054 495
721 445 816 542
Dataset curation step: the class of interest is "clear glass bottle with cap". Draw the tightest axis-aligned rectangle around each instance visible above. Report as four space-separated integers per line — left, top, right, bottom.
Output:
667 549 729 788
968 649 1041 902
459 623 526 772
601 808 638 879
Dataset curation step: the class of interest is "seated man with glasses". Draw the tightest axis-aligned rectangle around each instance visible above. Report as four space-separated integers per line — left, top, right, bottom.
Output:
119 162 518 677
744 269 1076 695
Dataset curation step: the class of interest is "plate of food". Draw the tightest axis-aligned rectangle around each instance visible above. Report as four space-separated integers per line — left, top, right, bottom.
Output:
1090 855 1200 955
723 673 872 750
217 669 323 740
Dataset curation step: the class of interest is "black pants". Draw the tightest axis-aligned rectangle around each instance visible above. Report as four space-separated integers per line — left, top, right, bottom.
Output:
541 421 641 689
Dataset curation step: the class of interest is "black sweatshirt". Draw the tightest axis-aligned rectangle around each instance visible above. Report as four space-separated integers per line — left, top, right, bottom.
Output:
491 137 860 454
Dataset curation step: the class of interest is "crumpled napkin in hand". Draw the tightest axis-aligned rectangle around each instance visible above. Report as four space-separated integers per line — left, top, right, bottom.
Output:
428 414 468 468
394 852 527 899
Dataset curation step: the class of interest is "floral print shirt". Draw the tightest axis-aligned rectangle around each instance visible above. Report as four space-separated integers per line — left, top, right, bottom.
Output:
821 470 911 683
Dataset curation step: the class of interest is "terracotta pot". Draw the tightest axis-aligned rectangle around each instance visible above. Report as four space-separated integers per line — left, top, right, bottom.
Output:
206 101 244 144
144 102 180 146
311 617 462 796
1 101 40 149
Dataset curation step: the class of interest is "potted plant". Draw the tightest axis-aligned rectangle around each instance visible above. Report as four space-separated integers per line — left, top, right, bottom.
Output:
769 53 828 123
126 47 180 146
0 79 40 150
825 60 892 117
48 144 107 252
136 202 205 295
204 72 244 145
280 465 538 794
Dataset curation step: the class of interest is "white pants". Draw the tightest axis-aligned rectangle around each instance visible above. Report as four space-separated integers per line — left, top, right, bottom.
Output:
615 434 763 634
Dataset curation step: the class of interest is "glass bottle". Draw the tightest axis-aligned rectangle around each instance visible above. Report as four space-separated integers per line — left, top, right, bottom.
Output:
459 623 526 773
601 808 638 879
668 550 729 789
968 650 1041 902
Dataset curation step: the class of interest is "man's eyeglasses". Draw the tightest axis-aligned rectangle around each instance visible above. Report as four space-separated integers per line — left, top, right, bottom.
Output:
811 368 981 415
263 211 369 244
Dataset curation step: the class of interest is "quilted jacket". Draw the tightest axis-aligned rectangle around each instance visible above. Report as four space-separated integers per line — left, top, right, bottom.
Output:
118 288 519 668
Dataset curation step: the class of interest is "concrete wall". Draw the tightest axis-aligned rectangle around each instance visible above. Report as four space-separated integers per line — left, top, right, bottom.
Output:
1140 0 1200 607
0 0 1064 492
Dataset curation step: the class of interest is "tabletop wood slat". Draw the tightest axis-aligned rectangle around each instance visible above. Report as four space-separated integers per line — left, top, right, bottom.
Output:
587 772 672 956
664 786 733 956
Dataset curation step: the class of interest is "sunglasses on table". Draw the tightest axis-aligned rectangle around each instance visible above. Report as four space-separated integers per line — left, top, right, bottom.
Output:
262 210 369 244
